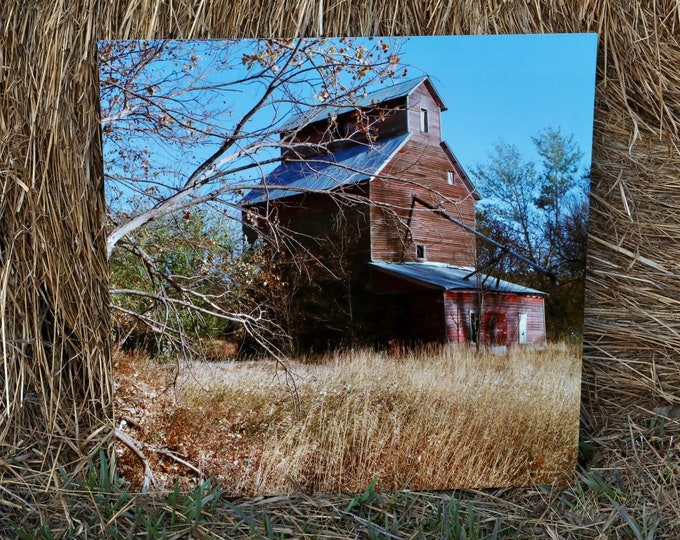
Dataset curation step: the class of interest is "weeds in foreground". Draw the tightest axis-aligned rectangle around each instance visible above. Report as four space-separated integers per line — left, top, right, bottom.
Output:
4 428 677 540
48 343 674 538
8 452 228 539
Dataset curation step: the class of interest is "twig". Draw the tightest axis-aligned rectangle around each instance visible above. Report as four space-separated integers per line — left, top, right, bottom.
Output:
114 428 157 492
145 445 204 477
115 427 205 489
0 484 37 513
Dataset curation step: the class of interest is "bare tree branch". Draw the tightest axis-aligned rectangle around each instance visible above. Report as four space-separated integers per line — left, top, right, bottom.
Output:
101 37 405 358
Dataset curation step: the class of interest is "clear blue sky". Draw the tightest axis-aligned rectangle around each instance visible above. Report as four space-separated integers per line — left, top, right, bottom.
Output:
390 34 598 176
102 35 598 205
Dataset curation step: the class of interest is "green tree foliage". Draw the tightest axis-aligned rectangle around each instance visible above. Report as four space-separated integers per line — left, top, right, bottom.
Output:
109 208 286 355
473 128 589 339
473 143 542 264
533 128 585 273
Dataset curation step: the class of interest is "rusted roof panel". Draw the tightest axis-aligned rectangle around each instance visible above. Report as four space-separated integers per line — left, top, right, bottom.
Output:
370 261 546 295
242 133 409 205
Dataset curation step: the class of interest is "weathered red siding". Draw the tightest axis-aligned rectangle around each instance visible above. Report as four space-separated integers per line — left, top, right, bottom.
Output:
367 80 477 266
243 184 371 259
444 291 546 347
369 138 477 266
282 98 408 160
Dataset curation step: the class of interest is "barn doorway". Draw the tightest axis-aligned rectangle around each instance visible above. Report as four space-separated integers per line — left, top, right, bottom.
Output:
470 311 479 344
484 312 507 347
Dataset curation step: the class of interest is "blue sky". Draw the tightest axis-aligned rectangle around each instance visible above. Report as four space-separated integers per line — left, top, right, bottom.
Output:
101 35 598 208
390 34 598 176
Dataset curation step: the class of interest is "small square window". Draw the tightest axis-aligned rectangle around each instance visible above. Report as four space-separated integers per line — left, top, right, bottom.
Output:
420 108 429 133
447 170 455 185
416 244 426 260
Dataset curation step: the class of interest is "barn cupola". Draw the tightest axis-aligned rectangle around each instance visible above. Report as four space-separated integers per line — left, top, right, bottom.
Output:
278 76 446 161
402 77 447 143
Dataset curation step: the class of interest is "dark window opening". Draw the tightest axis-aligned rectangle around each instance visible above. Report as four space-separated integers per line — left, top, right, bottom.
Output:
470 312 479 344
420 108 429 133
416 244 426 260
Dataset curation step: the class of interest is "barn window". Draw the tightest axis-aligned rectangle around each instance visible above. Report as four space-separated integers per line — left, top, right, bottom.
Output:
415 244 426 260
447 170 455 185
420 108 429 133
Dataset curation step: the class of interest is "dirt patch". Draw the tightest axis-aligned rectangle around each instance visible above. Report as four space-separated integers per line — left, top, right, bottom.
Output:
114 353 298 493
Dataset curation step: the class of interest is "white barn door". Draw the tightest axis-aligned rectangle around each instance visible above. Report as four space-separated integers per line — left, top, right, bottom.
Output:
518 313 528 344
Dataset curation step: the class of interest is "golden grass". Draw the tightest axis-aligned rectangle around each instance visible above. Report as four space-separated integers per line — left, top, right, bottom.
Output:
115 344 580 495
258 346 581 493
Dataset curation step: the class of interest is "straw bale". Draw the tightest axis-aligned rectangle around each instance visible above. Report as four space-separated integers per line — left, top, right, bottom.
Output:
1 0 113 489
2 0 680 523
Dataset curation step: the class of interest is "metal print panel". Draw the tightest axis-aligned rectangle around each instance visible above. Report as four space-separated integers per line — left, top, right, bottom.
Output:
101 34 597 494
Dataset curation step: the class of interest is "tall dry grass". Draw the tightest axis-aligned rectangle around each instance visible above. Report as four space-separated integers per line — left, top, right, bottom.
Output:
253 345 581 494
141 344 581 495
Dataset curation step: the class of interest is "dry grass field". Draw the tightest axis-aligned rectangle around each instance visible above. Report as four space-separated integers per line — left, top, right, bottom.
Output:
115 343 581 496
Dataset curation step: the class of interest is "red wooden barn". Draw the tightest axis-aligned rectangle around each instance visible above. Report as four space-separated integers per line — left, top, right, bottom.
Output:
242 76 546 349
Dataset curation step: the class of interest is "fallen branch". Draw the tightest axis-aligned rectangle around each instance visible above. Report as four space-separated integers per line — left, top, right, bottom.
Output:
145 445 203 477
114 428 205 491
114 428 157 492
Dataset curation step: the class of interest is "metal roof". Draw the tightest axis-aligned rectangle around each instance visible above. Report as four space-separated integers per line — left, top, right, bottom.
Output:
280 76 445 132
369 261 546 295
242 132 410 205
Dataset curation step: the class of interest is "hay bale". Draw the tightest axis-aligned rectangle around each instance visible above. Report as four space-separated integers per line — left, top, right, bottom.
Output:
0 0 113 488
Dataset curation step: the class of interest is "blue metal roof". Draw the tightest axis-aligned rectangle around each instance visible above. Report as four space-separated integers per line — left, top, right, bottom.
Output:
369 261 546 295
242 133 410 204
280 76 442 132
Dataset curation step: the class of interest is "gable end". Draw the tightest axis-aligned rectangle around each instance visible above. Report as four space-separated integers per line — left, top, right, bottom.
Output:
440 141 481 201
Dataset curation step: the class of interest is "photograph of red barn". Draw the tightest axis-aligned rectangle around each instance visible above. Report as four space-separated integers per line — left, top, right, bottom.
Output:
242 76 547 350
103 36 595 494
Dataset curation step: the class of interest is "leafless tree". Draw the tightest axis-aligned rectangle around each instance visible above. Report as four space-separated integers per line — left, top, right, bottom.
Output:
99 38 405 354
